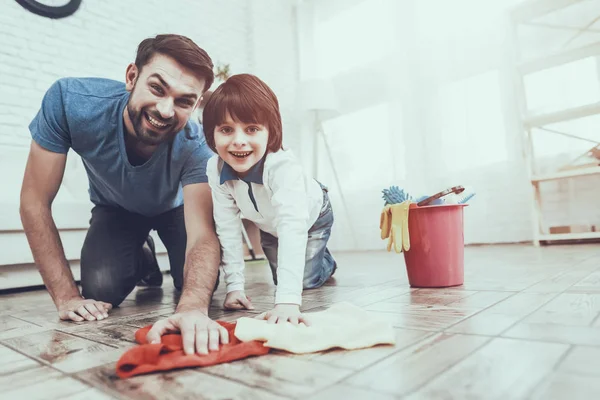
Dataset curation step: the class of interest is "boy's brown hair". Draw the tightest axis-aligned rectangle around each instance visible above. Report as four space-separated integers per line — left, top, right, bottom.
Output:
135 34 214 92
202 74 283 153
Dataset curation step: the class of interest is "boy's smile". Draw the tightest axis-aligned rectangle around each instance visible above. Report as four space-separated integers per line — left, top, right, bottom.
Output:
229 150 253 159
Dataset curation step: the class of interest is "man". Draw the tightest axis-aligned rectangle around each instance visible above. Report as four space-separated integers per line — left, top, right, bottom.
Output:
20 34 228 355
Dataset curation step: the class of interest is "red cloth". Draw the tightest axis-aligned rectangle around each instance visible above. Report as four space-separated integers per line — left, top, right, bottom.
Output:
116 321 270 378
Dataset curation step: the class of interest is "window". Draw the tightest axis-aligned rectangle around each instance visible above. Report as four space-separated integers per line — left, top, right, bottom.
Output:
436 70 508 172
524 56 600 116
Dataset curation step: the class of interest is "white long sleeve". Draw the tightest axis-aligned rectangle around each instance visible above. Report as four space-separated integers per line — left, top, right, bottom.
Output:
268 158 310 305
206 157 245 293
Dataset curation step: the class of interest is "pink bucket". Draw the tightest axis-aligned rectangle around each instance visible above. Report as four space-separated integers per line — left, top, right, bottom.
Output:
403 204 467 287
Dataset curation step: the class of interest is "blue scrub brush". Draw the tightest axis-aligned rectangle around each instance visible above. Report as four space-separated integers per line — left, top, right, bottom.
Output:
382 186 412 205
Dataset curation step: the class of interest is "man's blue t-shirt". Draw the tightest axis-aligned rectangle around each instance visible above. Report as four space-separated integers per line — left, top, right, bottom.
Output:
29 77 214 217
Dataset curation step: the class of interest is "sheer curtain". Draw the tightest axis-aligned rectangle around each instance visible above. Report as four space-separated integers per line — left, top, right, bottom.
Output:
318 103 404 251
299 0 405 251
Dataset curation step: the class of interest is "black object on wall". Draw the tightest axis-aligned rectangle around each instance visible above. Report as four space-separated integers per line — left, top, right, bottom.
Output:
15 0 82 19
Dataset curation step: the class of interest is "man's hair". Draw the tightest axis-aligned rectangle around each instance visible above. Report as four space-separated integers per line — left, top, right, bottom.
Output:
135 34 214 92
202 74 283 153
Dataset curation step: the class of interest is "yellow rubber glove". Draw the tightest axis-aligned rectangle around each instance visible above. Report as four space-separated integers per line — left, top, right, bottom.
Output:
380 201 411 253
380 205 392 240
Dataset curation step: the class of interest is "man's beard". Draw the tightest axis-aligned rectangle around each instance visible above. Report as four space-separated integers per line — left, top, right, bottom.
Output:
126 102 180 146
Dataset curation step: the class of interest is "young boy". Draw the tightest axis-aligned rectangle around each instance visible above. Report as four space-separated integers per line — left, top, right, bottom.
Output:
202 74 337 325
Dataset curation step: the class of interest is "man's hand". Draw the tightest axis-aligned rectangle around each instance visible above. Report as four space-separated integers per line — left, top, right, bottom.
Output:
146 310 229 355
223 290 254 310
57 297 112 322
256 303 311 326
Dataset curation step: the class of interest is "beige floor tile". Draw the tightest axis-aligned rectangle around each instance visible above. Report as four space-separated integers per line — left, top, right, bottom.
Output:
557 346 600 376
78 362 293 399
307 384 399 400
530 372 600 400
0 315 48 340
405 338 569 399
4 374 98 400
503 322 600 346
446 292 556 335
525 293 600 326
201 353 352 397
2 330 124 373
59 323 140 349
349 333 490 396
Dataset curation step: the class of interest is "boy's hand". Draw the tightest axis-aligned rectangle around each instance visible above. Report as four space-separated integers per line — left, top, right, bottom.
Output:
257 304 311 326
223 290 254 310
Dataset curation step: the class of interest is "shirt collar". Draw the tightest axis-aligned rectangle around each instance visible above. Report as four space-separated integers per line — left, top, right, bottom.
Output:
220 156 265 185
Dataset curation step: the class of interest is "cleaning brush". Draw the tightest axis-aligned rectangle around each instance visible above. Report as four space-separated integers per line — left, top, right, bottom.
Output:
382 186 412 205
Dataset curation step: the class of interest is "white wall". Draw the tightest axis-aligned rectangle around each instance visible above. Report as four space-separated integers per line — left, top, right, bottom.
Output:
0 0 300 289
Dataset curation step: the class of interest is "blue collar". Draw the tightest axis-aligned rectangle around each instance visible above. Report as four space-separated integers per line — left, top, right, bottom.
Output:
220 156 265 185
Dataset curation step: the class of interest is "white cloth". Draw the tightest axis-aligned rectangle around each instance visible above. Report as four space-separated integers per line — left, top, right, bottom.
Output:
207 149 324 305
233 302 397 354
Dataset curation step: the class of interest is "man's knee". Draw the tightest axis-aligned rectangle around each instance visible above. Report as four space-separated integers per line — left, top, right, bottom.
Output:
81 274 130 307
80 259 133 307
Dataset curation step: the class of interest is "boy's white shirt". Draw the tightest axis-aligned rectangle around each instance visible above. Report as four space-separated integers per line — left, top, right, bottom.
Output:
206 149 324 305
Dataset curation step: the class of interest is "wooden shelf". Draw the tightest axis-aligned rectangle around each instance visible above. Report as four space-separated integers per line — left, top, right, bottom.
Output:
531 166 600 182
524 102 600 128
519 41 600 75
510 0 600 246
539 231 600 241
510 0 586 23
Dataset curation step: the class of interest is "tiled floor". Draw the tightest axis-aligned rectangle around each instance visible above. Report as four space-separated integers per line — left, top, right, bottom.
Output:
1 244 600 399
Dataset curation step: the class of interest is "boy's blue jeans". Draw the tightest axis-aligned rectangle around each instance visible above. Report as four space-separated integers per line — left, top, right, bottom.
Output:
259 185 337 290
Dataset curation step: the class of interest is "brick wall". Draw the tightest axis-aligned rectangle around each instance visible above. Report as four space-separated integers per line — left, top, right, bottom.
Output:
0 0 300 289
